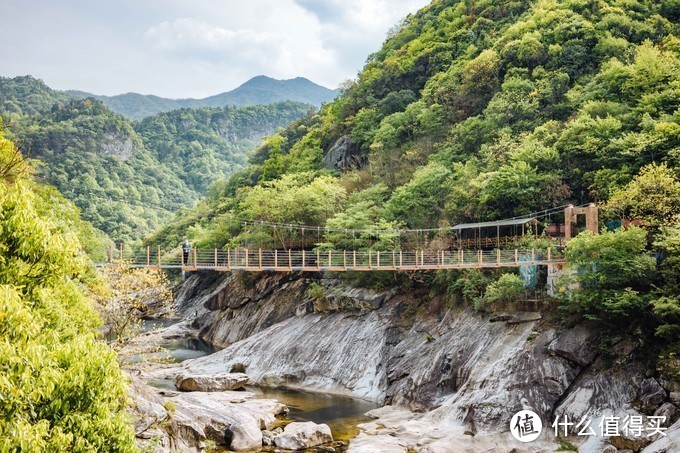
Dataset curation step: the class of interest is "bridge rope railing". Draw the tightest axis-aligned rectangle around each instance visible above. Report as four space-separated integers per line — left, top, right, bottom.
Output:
103 247 565 271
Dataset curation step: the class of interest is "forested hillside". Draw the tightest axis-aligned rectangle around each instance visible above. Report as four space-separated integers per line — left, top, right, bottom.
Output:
158 0 679 243
0 76 71 116
153 0 679 343
0 132 135 450
1 82 311 242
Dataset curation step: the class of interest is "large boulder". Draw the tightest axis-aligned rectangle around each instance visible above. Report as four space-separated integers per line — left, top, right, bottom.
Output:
176 372 249 392
274 421 333 450
639 378 667 412
547 323 598 366
127 374 169 436
322 135 361 170
170 391 281 451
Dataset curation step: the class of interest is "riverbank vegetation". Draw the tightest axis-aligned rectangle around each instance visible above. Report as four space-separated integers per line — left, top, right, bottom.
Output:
0 131 135 451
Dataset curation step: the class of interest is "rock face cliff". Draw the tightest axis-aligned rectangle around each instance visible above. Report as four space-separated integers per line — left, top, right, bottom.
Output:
168 271 680 452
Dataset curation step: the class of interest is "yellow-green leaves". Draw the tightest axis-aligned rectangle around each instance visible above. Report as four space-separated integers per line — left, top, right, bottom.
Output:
0 134 136 451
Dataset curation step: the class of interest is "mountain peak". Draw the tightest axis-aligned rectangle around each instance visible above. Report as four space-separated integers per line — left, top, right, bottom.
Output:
59 75 338 119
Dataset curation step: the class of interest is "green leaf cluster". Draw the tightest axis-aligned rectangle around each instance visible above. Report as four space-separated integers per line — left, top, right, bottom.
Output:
0 134 135 451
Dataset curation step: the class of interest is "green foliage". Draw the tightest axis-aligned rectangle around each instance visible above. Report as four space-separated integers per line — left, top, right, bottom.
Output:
607 163 680 231
320 184 401 250
559 227 655 321
652 225 680 340
384 162 450 228
0 75 71 117
306 281 326 302
453 269 492 307
146 1 679 351
556 436 579 451
0 134 135 451
477 273 526 311
3 96 308 243
136 101 311 193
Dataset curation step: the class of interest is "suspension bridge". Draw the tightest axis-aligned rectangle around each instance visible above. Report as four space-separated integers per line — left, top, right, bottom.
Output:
103 204 597 273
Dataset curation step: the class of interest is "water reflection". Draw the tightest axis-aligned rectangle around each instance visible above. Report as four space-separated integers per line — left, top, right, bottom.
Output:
250 387 377 442
140 319 376 445
160 337 216 363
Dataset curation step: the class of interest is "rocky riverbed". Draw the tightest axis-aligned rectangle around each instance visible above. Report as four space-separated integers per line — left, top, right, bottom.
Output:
125 314 366 451
129 270 680 452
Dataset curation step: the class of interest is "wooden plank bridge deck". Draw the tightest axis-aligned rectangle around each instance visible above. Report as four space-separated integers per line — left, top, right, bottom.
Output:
103 248 565 272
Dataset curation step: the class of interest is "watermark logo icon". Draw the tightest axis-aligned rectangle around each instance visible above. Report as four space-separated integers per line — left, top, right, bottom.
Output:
510 410 543 442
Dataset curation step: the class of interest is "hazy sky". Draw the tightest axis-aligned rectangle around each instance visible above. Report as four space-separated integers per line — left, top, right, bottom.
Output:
1 0 429 98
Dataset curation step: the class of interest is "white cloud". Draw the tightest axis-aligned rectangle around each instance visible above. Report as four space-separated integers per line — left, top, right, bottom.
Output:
142 15 339 91
144 18 289 66
0 0 430 98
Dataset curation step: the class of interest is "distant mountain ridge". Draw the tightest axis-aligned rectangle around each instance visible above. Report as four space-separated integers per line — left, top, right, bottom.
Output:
67 75 339 119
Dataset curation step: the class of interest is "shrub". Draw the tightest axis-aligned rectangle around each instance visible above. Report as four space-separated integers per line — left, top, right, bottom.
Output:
476 273 525 311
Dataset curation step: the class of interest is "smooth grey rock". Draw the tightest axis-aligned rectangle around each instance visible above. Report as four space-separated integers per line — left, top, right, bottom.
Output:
126 374 169 436
170 271 661 451
315 282 394 312
670 392 680 406
654 402 678 424
323 135 360 170
601 445 618 453
640 378 667 412
170 392 282 450
642 418 680 452
274 422 333 450
100 133 133 159
176 372 249 392
547 323 598 366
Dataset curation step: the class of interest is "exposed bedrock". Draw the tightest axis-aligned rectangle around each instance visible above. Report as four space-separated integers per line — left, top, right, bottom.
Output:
170 271 679 451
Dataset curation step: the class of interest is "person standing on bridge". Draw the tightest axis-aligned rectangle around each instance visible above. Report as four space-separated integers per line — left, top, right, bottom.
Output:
181 238 192 266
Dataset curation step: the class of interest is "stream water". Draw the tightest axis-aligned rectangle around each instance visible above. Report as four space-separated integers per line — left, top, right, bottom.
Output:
144 320 378 445
249 387 378 442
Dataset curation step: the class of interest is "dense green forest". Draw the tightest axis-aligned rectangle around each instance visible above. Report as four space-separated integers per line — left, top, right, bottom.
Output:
0 81 312 243
157 0 679 245
0 76 72 116
154 0 679 349
0 131 135 450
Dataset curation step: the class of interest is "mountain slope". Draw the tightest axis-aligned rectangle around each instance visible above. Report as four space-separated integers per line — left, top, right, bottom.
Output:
2 93 310 242
0 75 71 117
199 76 339 108
66 76 338 119
153 0 679 250
147 1 680 437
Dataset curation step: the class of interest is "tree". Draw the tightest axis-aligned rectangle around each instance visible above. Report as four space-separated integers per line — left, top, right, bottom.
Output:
97 266 173 352
0 133 135 451
651 225 680 340
476 273 526 311
606 163 680 232
384 162 451 229
559 227 655 321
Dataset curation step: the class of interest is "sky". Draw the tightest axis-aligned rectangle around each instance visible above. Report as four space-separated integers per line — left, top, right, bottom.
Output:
0 0 430 98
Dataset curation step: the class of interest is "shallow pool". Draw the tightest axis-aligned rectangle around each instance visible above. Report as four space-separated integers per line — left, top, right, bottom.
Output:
249 386 378 442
